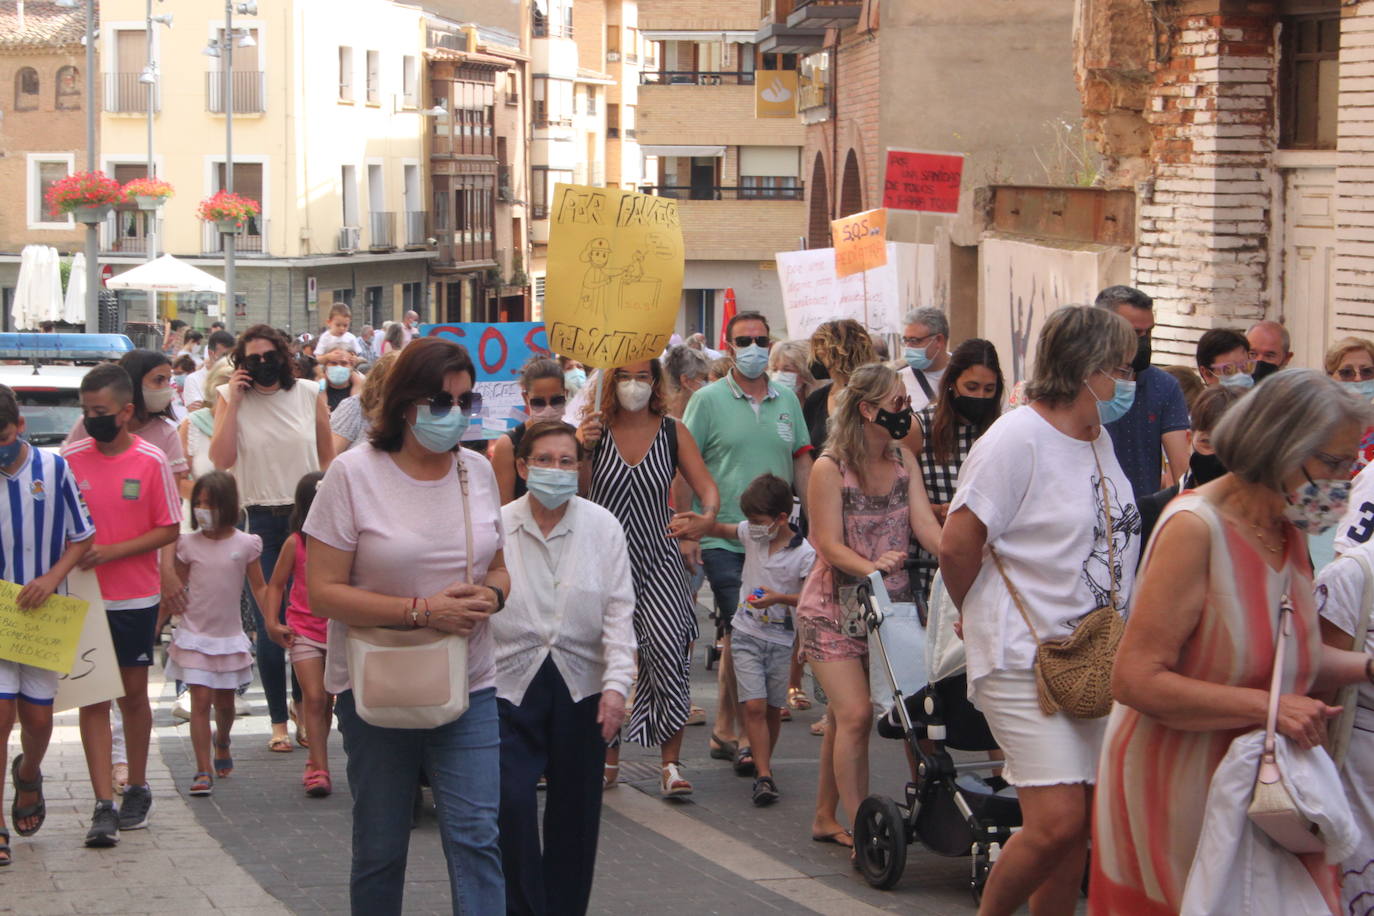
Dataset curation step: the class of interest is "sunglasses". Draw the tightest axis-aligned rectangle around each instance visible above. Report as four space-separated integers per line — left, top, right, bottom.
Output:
529 395 567 409
1209 359 1255 377
422 391 482 417
1337 366 1374 382
732 335 770 348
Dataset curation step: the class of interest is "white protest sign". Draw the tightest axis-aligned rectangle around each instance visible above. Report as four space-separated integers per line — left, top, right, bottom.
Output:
54 569 123 711
777 242 937 340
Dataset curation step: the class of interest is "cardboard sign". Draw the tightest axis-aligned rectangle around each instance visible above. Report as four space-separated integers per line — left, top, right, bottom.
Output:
777 244 900 339
755 70 798 118
420 322 552 440
831 208 888 278
882 148 965 213
544 184 684 369
54 569 123 711
0 581 89 673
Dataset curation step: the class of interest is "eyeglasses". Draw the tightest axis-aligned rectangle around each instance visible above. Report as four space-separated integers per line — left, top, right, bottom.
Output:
901 333 937 348
1313 450 1356 477
528 395 567 409
1336 365 1374 382
526 454 579 470
885 394 913 412
731 335 770 349
613 371 653 384
421 391 482 417
1208 360 1255 377
1106 366 1136 382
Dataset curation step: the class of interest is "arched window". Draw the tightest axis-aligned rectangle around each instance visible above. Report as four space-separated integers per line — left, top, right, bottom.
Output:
838 149 863 217
16 67 39 111
56 66 80 110
807 152 830 250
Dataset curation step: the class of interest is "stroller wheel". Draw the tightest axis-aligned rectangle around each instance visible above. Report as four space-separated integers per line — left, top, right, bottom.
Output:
970 849 992 906
854 795 908 890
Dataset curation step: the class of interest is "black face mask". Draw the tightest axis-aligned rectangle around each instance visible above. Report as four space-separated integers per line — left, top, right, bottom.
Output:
872 406 913 440
809 358 830 382
1252 360 1281 384
1131 336 1152 374
83 413 121 444
1188 450 1227 486
246 354 282 387
952 395 997 425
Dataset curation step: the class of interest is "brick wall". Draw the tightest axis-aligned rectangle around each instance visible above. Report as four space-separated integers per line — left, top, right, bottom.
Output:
637 84 805 146
800 26 882 235
637 0 759 32
1132 11 1277 360
1335 3 1374 337
676 199 805 259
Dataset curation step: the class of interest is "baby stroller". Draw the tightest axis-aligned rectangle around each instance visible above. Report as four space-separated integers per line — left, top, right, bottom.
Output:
853 570 1022 902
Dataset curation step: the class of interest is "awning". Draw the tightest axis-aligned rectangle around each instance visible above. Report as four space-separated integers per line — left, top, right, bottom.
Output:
105 254 226 294
641 30 756 43
639 145 725 158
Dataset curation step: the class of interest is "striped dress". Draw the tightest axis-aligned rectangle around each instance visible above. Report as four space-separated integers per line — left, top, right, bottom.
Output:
590 418 697 747
1090 492 1322 914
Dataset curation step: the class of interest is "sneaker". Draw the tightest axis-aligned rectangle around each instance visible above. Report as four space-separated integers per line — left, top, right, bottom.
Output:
84 800 120 847
116 784 153 831
660 762 693 798
171 692 191 723
234 693 251 717
752 776 780 807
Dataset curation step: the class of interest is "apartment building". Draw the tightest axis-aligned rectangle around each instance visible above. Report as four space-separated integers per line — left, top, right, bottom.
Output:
98 0 434 332
639 0 805 339
0 0 91 325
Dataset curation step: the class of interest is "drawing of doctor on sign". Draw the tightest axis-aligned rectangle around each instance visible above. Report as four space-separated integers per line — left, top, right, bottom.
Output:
577 237 625 322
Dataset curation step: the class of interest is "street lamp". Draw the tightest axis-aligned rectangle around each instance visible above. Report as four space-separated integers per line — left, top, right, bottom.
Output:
54 0 99 330
143 3 173 264
202 2 258 333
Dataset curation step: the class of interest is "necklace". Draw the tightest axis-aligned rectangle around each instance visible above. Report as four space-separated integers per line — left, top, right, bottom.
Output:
1251 522 1285 555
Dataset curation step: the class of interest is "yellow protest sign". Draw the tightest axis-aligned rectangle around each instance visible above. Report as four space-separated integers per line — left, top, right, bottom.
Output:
831 208 888 278
544 184 684 369
0 581 90 673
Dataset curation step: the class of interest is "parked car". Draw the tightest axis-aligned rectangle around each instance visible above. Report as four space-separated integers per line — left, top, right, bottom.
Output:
0 333 135 452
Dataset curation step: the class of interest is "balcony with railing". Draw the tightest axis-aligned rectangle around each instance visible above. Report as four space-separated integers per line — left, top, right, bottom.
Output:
102 73 159 114
787 0 862 29
369 212 396 250
636 82 803 146
206 71 268 114
435 228 496 268
640 71 755 86
532 18 574 39
643 184 804 201
100 211 151 254
405 211 427 247
201 218 269 255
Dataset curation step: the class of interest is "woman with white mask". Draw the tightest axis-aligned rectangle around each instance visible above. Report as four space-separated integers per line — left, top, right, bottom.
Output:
577 358 719 796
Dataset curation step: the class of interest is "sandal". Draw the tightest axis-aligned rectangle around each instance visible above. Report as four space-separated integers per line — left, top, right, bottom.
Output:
289 702 310 749
112 762 129 795
780 706 792 722
0 827 10 866
213 733 234 778
10 753 45 837
303 765 332 798
603 763 619 790
189 772 213 797
788 687 813 710
811 828 854 848
809 718 827 738
268 734 293 753
709 733 738 761
733 746 756 777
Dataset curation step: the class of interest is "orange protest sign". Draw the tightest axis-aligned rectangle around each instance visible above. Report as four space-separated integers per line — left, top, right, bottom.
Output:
831 208 888 278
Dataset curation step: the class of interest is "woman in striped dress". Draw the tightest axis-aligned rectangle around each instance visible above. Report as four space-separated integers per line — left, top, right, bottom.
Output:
910 339 1004 602
577 358 719 797
1095 370 1374 914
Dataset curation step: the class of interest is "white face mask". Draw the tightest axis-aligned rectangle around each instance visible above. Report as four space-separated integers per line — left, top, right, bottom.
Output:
194 508 216 530
617 379 652 412
770 370 798 391
747 521 779 541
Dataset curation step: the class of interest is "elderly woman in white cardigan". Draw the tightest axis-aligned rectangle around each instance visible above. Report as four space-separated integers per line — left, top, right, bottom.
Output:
492 419 636 916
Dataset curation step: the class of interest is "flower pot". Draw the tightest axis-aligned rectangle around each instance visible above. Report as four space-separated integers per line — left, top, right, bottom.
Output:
134 195 166 211
215 218 242 234
72 204 113 224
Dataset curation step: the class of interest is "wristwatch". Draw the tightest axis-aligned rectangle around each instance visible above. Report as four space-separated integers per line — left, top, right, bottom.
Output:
489 585 506 612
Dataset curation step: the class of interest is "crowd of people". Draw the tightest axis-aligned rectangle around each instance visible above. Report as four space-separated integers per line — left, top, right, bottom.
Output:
1 288 1374 916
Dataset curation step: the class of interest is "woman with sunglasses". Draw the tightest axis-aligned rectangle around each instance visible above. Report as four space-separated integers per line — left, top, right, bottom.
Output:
1324 337 1374 477
577 358 719 797
306 337 509 914
211 324 334 753
492 358 569 504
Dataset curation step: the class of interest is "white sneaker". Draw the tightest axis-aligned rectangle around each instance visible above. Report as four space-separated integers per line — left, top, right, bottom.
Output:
234 693 250 717
661 762 692 798
172 692 191 722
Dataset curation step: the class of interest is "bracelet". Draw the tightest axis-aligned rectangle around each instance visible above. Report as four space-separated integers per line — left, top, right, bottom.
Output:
409 597 419 628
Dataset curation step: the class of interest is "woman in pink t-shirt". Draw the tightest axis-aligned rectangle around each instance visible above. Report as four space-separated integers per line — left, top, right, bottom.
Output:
263 470 331 797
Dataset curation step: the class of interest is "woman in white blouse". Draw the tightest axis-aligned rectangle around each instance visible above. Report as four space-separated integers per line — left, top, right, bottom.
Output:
491 419 636 916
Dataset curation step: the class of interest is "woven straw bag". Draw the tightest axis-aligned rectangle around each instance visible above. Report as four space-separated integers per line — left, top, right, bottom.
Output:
990 441 1123 719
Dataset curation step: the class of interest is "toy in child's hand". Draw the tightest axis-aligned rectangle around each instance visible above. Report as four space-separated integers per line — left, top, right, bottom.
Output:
747 588 766 606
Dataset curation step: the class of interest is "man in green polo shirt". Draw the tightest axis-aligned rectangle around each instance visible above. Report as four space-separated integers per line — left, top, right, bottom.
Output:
678 310 813 759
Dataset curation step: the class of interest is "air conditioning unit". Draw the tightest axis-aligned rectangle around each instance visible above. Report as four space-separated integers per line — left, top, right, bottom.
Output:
606 51 620 62
338 225 360 252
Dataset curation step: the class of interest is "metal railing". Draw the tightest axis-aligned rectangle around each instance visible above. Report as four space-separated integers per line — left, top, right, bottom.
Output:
100 211 150 254
436 228 495 266
532 20 574 39
369 212 396 249
643 185 804 201
206 71 267 114
102 73 159 113
640 71 755 86
405 210 426 246
201 218 268 255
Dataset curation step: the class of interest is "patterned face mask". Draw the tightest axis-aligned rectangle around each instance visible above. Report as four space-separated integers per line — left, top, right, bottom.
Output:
1282 469 1352 534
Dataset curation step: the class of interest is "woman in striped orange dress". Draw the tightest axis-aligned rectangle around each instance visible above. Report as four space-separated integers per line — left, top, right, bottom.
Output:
1092 370 1374 914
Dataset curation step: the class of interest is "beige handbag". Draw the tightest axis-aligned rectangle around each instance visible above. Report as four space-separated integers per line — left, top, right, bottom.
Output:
1327 554 1374 770
345 456 473 729
1246 593 1325 854
990 441 1124 719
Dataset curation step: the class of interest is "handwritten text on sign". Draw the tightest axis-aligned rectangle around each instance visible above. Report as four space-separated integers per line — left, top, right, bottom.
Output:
882 149 965 214
831 208 888 278
421 322 550 440
544 184 685 369
0 582 90 673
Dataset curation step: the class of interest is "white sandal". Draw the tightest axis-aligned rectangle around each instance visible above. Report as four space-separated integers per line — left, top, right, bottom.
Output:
660 761 692 798
603 763 619 790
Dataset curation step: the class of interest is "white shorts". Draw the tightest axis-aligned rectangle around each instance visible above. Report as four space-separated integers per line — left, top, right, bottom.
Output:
970 668 1106 787
0 659 59 705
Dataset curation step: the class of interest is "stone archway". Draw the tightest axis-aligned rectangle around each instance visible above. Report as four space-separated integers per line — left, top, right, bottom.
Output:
807 152 830 249
838 148 863 217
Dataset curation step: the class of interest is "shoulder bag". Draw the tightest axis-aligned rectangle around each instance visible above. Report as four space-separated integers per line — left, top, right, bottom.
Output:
989 440 1124 719
345 455 472 729
1247 593 1325 854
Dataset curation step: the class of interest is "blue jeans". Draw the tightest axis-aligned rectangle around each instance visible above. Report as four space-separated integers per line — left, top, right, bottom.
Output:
244 506 295 725
701 548 745 629
335 688 504 916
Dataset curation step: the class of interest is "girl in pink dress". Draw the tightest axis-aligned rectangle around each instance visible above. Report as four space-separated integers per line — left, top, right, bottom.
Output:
164 471 266 797
263 472 332 797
